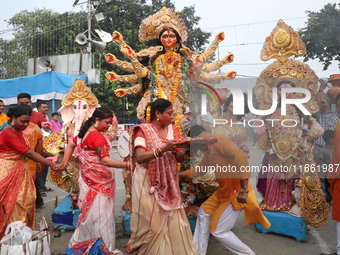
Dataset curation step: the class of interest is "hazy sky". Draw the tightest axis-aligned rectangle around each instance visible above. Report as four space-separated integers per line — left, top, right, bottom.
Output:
1 0 339 79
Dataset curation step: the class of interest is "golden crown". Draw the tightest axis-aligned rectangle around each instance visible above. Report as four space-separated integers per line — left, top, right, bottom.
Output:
62 78 98 107
139 7 188 42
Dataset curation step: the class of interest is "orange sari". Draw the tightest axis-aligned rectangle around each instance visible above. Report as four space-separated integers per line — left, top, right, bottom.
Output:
0 128 36 238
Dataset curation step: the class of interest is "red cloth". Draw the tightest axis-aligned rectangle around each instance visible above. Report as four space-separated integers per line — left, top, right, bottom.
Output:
73 131 115 226
30 111 47 128
73 131 110 159
0 128 30 154
0 128 34 238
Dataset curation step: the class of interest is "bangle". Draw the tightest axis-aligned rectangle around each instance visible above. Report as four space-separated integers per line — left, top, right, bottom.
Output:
240 189 249 194
153 149 158 158
155 147 163 157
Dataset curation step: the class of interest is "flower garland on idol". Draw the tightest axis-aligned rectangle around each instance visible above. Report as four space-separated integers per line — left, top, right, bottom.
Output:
155 52 182 103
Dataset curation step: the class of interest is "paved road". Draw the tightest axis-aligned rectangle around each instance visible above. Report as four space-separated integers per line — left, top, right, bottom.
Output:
37 143 337 255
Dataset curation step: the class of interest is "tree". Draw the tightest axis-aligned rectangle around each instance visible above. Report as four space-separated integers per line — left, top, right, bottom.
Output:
300 3 340 70
7 9 88 57
0 9 88 79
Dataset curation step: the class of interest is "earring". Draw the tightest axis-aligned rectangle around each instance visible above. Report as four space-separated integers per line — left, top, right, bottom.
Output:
94 122 98 128
174 43 179 52
157 117 160 121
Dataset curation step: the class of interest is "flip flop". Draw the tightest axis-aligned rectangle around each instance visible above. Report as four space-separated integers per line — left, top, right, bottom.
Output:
44 187 54 192
40 192 47 197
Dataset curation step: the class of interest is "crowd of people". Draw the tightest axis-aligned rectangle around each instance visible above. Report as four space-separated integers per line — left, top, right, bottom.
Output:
1 6 340 255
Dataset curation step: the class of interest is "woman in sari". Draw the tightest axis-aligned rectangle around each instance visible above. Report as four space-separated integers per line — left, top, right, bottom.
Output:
126 98 198 255
0 104 61 238
61 107 126 252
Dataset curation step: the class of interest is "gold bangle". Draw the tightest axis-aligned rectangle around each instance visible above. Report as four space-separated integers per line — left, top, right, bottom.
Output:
240 189 249 194
153 149 158 158
156 147 163 157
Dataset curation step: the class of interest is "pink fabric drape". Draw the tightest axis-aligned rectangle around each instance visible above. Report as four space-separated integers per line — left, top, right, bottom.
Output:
130 124 182 210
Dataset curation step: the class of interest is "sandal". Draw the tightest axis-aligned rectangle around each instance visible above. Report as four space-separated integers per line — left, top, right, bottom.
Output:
44 187 54 192
40 192 47 197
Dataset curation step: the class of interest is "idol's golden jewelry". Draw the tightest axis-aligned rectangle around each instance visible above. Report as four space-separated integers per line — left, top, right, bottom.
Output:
125 84 142 95
105 72 138 83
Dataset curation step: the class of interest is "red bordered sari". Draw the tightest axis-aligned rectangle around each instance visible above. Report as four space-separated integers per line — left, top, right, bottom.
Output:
126 123 198 255
69 131 117 251
0 128 36 238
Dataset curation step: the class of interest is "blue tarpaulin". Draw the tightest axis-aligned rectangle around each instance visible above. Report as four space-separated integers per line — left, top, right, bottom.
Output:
0 71 86 105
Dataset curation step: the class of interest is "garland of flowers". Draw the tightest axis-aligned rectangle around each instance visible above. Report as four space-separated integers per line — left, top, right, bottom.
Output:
155 52 182 103
170 54 182 104
145 105 151 123
174 114 184 138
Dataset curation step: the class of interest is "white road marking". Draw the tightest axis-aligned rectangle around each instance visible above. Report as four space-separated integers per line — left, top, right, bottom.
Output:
309 227 331 254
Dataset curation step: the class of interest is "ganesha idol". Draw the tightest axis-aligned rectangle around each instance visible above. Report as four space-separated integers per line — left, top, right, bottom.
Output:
44 78 100 203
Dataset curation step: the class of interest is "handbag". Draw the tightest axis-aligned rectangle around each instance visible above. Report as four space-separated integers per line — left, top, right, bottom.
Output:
0 218 50 255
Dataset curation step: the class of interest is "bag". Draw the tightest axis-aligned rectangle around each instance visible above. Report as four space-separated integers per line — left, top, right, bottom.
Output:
0 218 50 255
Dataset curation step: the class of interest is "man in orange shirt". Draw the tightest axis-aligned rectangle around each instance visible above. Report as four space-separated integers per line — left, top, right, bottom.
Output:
181 125 270 255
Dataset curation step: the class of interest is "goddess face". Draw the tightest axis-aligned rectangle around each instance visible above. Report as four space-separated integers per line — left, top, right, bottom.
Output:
161 30 177 50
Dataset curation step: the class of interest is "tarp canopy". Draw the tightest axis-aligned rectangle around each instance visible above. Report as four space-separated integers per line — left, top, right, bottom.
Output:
0 71 87 105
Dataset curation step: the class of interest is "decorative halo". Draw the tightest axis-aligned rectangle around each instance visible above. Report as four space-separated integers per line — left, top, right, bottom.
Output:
139 7 188 42
260 19 306 62
43 132 62 154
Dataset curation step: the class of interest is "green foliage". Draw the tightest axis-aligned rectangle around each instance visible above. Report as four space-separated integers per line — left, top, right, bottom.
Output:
300 3 340 70
7 8 87 57
92 69 141 123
